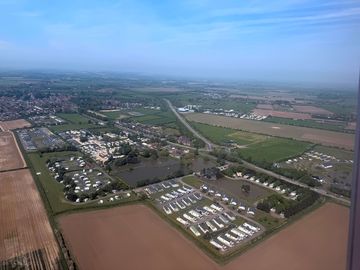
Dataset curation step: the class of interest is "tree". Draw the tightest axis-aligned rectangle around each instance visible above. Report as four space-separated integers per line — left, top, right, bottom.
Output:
241 184 251 194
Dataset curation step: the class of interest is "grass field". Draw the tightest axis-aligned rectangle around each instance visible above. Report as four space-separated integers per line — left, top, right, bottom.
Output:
186 113 354 150
264 116 348 133
191 122 266 145
26 151 135 214
50 113 98 132
132 110 177 126
181 175 204 188
239 137 312 163
313 145 354 160
99 110 129 120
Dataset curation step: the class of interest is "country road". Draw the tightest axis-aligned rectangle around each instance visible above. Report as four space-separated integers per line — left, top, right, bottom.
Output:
165 99 214 151
165 99 350 205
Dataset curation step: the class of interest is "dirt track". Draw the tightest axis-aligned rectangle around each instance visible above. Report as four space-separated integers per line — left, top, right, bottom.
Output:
186 113 354 150
0 131 26 171
0 119 31 131
59 203 348 270
0 169 60 269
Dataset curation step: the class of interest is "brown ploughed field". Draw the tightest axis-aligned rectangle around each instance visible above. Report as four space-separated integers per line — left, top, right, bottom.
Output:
0 119 31 131
186 113 354 150
253 108 312 119
59 203 348 270
0 131 26 171
0 169 60 269
292 105 333 115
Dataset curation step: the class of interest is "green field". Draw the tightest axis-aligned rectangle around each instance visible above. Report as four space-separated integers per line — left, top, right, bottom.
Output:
132 110 177 126
26 151 135 215
99 111 129 120
239 137 313 163
191 122 266 145
264 116 349 133
181 175 204 188
313 145 354 160
50 113 99 132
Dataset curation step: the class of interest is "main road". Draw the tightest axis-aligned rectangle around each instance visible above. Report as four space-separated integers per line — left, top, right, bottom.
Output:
165 99 214 151
165 99 350 205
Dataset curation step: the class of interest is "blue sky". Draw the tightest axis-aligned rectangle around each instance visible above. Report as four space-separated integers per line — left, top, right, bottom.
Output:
0 0 359 86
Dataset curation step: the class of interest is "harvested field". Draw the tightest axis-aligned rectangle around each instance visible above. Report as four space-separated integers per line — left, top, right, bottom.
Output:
0 169 60 269
0 131 26 171
256 104 273 110
58 204 218 270
225 203 348 270
253 109 311 120
186 113 355 150
59 203 348 270
0 119 31 131
293 105 333 115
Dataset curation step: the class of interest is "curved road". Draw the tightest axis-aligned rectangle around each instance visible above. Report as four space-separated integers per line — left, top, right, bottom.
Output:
166 99 350 205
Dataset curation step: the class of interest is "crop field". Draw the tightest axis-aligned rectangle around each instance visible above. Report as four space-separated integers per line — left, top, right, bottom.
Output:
58 202 348 270
58 204 218 270
0 119 31 131
292 105 333 115
0 169 60 269
0 131 26 171
252 109 311 120
185 113 355 150
191 122 266 145
264 116 348 132
239 137 312 163
256 104 273 110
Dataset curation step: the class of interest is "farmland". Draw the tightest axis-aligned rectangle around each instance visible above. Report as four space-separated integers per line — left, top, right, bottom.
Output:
0 119 31 131
252 109 311 120
185 113 355 150
264 116 348 133
0 169 61 269
58 202 348 270
191 122 266 145
239 137 312 163
0 131 26 171
190 122 312 163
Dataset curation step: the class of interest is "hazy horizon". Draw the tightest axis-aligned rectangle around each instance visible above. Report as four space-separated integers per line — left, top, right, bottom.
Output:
0 0 359 86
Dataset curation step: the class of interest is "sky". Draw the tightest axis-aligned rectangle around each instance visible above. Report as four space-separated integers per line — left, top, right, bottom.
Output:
0 0 359 86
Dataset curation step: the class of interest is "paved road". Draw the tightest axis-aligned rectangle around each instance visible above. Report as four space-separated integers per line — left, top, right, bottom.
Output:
165 99 350 205
165 99 214 151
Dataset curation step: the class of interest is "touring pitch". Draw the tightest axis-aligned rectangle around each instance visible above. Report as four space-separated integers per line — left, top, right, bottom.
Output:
59 203 348 270
0 131 26 171
186 113 354 150
0 119 31 131
0 169 60 269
